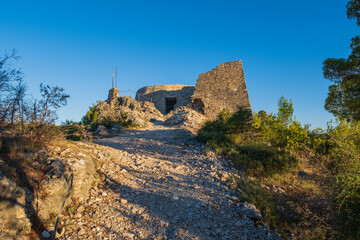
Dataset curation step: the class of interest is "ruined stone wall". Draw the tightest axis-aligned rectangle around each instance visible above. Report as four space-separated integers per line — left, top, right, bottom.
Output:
190 60 251 120
135 84 195 114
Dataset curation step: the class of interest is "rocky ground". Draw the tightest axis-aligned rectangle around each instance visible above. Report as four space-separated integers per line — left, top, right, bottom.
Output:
164 107 208 133
54 121 280 240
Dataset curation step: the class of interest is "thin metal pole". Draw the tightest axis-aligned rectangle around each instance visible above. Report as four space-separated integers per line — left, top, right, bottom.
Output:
115 66 117 88
112 68 114 88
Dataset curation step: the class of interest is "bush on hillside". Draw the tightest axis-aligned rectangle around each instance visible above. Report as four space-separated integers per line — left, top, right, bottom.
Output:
228 144 299 177
61 120 93 141
253 96 310 150
198 99 301 177
81 102 101 128
81 102 143 130
327 120 360 239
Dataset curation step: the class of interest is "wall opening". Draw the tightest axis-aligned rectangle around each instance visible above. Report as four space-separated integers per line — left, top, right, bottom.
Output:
165 98 177 114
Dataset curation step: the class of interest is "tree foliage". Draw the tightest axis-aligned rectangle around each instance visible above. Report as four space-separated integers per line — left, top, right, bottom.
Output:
253 96 309 150
0 50 27 124
0 50 70 127
36 84 70 125
81 102 100 126
0 50 70 150
323 1 360 121
327 120 360 239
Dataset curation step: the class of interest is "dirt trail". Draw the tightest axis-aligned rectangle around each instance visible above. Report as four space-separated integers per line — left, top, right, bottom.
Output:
60 122 280 240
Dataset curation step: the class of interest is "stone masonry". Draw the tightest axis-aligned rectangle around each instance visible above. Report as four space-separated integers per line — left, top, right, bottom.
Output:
190 60 251 120
135 60 251 119
135 85 195 114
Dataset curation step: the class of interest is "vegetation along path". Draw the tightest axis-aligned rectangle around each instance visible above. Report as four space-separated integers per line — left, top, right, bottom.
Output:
60 122 280 239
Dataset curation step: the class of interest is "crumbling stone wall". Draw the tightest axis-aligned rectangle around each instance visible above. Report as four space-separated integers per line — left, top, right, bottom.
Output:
135 85 195 114
190 60 251 120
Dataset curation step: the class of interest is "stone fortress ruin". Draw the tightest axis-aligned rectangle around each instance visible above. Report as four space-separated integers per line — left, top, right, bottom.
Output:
136 85 195 114
135 60 251 120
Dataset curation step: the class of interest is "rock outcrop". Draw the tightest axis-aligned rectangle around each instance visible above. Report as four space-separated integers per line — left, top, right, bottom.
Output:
34 150 96 219
190 60 251 120
0 171 31 240
95 88 164 127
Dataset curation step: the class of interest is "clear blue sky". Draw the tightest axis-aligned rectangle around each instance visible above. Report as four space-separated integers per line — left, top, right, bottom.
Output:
0 0 358 128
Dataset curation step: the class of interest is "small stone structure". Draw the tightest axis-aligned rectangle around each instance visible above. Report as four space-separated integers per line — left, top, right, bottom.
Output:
190 60 251 120
135 85 195 114
108 88 120 101
136 60 251 119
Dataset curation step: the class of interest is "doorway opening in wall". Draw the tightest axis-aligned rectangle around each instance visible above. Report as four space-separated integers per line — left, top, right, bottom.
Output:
165 98 177 114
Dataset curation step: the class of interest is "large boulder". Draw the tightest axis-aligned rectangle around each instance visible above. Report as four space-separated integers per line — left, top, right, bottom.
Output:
95 125 110 137
0 171 31 240
34 155 96 219
239 202 263 221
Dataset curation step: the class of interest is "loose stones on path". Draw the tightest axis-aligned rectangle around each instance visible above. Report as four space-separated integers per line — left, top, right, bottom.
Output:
59 123 280 240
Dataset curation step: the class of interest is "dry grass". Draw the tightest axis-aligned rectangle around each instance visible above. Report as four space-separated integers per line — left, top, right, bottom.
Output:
224 145 338 239
259 152 338 239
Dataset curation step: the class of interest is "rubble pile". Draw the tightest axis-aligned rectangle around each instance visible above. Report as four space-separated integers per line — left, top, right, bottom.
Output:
165 107 208 130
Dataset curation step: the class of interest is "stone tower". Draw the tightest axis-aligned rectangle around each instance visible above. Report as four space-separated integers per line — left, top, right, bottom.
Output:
190 60 251 120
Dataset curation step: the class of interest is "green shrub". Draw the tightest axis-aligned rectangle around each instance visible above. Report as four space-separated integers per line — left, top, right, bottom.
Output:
218 108 231 123
197 120 229 145
327 120 360 239
98 117 113 129
61 120 81 141
335 172 360 239
61 120 93 141
228 144 299 177
327 120 360 172
253 96 310 150
198 105 300 177
81 103 143 130
81 101 101 127
225 107 253 134
308 128 329 154
285 121 309 150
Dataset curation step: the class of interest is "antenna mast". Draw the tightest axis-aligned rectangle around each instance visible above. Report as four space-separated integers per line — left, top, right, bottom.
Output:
115 66 118 88
112 68 114 88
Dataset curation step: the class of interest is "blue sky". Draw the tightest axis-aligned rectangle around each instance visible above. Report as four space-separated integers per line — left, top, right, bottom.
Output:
0 0 358 128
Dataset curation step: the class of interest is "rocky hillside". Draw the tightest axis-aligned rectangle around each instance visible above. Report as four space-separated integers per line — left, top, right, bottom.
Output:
1 117 280 239
59 122 280 239
94 88 164 127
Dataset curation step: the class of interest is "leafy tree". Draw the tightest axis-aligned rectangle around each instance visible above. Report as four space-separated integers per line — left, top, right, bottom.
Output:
37 84 70 125
323 0 360 121
0 50 27 124
253 96 309 150
276 95 294 126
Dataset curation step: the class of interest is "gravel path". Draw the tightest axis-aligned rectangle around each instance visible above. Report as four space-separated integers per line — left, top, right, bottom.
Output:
60 122 280 240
